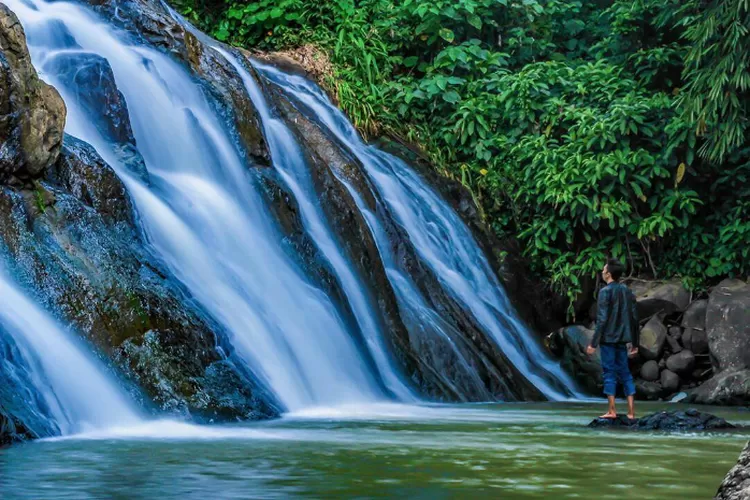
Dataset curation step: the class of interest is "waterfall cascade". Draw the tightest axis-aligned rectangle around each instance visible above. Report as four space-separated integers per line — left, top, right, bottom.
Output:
2 0 580 422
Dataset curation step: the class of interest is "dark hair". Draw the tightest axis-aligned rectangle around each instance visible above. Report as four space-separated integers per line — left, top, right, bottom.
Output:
606 258 625 281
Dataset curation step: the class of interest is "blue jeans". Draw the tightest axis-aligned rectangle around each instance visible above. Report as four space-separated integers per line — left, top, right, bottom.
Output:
600 344 635 397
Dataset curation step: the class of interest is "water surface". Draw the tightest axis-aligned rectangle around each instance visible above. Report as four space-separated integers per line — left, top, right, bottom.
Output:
1 403 745 498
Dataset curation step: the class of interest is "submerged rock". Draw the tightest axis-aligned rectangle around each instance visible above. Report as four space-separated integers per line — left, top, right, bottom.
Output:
0 4 66 185
588 409 736 431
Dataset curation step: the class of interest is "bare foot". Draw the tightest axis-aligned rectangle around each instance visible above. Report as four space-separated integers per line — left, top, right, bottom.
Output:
599 412 617 419
627 414 636 420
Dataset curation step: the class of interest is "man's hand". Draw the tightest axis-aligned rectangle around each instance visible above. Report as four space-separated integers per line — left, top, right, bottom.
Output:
585 345 596 356
628 345 639 358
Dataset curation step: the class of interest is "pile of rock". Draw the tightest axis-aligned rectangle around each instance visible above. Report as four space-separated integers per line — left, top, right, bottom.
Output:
547 279 750 405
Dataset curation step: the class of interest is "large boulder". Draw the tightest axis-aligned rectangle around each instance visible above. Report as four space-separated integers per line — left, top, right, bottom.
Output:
686 369 750 406
636 379 662 400
0 4 66 184
716 441 750 500
629 279 691 318
545 325 602 394
706 280 750 373
639 316 667 360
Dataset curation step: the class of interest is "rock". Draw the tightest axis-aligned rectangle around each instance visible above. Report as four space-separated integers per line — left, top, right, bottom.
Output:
658 358 667 369
46 52 135 145
685 328 709 354
667 350 696 375
706 280 750 373
636 379 662 400
666 328 683 354
660 369 681 394
0 4 66 184
587 409 735 431
716 441 750 500
640 360 660 382
686 369 750 406
629 279 691 318
682 299 708 330
545 326 602 393
639 316 667 360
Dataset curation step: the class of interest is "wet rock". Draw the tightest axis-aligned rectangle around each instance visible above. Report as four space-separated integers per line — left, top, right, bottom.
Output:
0 405 33 447
0 4 66 184
588 409 735 431
682 299 707 330
46 52 135 145
546 326 602 393
706 280 750 373
660 369 680 394
687 370 750 406
716 440 750 500
666 350 696 376
640 360 660 382
639 316 667 360
629 279 691 318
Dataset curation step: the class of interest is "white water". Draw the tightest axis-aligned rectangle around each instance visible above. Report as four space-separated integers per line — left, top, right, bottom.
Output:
10 0 385 411
254 63 583 399
0 272 139 434
213 46 415 401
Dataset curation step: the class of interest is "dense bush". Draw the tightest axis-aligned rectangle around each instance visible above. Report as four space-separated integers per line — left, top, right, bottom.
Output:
174 0 750 311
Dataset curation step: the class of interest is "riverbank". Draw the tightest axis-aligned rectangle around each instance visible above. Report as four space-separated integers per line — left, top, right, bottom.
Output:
1 402 747 498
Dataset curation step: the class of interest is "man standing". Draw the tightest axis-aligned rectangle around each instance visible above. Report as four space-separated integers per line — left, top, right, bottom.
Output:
586 258 639 419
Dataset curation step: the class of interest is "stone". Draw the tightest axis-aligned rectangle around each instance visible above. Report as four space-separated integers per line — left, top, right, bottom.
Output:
683 328 708 354
660 369 681 394
716 441 750 500
666 350 696 375
706 280 750 373
587 409 736 431
666 328 683 354
629 279 691 318
682 299 708 330
0 4 66 184
658 358 667 369
686 369 750 406
545 325 603 394
636 379 662 400
639 316 667 360
640 360 660 382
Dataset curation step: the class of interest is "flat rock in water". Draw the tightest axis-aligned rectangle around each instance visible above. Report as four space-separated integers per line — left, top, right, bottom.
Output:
588 409 736 431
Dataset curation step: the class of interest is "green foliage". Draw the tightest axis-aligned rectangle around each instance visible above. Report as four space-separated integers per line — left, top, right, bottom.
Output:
175 0 750 308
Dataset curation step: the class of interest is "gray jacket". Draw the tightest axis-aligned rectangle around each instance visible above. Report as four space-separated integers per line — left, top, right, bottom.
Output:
591 281 639 347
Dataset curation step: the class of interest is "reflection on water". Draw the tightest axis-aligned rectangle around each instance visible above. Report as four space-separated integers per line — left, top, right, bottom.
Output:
0 403 746 499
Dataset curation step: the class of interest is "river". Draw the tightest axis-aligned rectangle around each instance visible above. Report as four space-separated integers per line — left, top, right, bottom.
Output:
1 403 746 498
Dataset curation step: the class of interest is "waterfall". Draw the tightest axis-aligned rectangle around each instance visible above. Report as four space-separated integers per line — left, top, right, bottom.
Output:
252 63 582 400
0 271 139 434
9 0 385 411
6 0 580 411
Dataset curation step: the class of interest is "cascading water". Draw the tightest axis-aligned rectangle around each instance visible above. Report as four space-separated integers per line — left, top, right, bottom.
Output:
253 63 582 400
212 46 415 402
0 270 139 434
9 0 385 411
7 0 580 411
